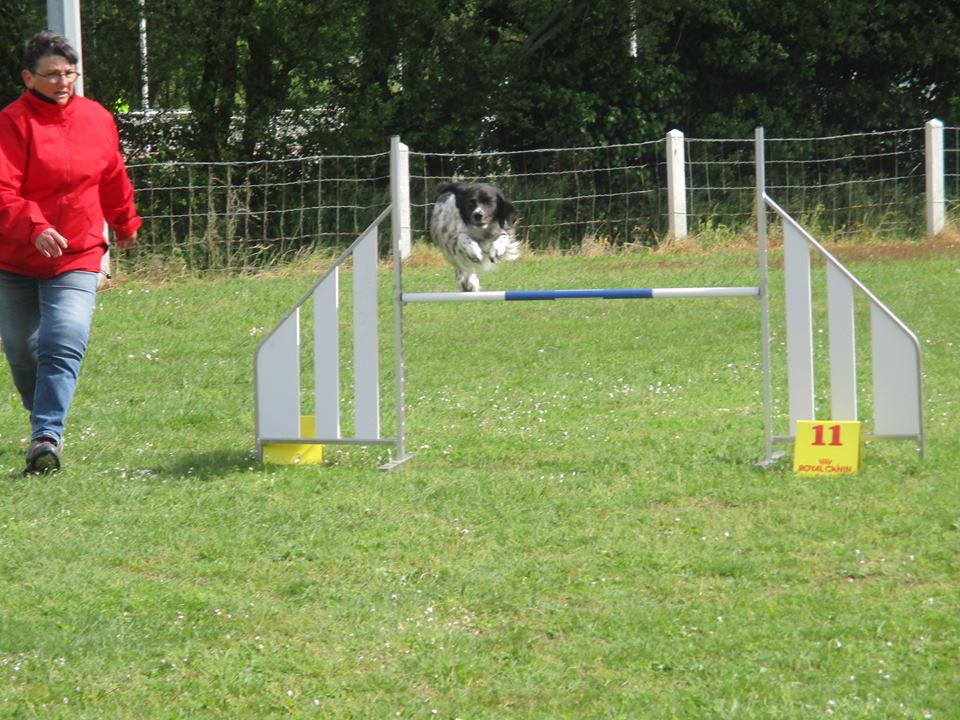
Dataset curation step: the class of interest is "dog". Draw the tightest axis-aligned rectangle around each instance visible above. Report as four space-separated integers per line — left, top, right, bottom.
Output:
429 182 520 292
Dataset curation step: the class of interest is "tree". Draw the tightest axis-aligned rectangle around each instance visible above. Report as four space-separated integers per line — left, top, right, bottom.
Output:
0 2 47 107
660 0 960 136
481 0 673 149
19 0 957 159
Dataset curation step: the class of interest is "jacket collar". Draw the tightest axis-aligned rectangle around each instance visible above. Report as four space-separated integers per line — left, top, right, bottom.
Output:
22 89 76 120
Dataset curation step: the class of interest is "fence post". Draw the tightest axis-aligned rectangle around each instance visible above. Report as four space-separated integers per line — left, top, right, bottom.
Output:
390 136 411 260
925 119 945 236
666 129 687 240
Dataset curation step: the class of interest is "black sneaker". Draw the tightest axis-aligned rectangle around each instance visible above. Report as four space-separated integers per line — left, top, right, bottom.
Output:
24 437 62 475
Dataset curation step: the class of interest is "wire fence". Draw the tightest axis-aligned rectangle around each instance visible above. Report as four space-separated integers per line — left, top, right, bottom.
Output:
407 141 667 250
947 125 960 215
117 123 960 274
766 129 929 237
125 153 391 273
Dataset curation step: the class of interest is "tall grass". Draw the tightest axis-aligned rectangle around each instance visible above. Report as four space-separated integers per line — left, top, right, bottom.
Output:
0 241 957 718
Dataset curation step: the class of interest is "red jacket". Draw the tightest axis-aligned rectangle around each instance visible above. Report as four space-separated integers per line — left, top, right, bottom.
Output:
0 91 142 277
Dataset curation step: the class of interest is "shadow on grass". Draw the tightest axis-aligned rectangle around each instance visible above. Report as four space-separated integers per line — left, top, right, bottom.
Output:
0 443 28 479
139 441 389 479
155 448 262 479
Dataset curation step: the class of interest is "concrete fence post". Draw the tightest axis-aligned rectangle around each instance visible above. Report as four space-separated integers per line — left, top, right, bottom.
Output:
925 119 945 236
666 129 687 240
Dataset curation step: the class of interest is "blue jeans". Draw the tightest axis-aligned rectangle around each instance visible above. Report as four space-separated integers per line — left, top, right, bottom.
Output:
0 270 98 444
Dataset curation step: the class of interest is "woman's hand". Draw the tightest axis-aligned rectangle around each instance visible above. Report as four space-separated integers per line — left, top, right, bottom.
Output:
116 232 137 250
34 228 69 258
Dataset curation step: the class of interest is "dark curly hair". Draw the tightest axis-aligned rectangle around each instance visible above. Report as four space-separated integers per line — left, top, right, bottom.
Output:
23 31 78 73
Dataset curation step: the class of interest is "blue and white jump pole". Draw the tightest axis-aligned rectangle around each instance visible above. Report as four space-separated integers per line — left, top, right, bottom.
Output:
402 287 758 303
254 132 924 469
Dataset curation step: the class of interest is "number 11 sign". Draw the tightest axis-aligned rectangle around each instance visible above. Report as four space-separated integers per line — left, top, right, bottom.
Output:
793 421 862 476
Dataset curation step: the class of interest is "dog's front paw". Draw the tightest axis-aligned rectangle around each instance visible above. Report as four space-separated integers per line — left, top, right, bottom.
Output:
490 233 511 263
457 234 483 263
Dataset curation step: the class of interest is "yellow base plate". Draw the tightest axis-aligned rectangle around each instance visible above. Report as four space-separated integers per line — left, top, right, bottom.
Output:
262 416 324 465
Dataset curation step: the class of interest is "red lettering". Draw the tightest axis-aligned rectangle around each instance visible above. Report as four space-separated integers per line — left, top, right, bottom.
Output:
812 424 844 447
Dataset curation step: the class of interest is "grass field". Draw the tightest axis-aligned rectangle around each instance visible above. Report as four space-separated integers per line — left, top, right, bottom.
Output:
0 238 957 718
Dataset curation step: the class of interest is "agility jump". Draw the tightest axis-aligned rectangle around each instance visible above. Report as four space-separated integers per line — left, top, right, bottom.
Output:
254 130 924 470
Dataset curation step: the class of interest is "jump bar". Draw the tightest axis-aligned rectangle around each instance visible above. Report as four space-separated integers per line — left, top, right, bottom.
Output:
402 287 759 303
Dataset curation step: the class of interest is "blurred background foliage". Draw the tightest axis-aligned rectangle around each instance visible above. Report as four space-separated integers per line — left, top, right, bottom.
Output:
1 0 957 160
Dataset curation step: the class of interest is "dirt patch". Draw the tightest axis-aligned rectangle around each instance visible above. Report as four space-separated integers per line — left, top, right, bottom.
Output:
817 233 960 262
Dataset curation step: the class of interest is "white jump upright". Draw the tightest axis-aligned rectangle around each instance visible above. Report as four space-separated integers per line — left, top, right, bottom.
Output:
764 196 924 452
255 137 415 470
254 205 409 468
755 128 924 461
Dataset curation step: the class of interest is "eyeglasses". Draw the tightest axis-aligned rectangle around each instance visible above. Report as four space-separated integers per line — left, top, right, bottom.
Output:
35 71 79 83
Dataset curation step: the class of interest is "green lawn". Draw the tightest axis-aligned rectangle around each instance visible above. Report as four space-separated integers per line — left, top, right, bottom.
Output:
0 241 957 718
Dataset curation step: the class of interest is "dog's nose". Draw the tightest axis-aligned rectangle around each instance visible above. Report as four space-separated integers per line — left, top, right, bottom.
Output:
472 209 484 220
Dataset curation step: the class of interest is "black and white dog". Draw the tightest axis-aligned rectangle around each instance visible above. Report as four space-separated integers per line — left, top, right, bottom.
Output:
429 182 520 292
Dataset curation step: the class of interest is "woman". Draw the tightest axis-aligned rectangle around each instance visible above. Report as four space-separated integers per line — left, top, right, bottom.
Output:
0 31 141 474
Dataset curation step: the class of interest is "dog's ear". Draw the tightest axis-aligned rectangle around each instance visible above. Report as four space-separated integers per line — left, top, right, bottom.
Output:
495 188 516 226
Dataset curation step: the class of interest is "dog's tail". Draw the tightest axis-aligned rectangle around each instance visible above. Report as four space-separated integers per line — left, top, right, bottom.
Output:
437 182 461 196
504 235 521 262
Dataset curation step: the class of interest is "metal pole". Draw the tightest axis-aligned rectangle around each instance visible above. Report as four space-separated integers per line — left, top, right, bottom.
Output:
402 287 759 303
139 0 149 109
48 0 115 284
384 137 413 470
755 126 779 466
46 0 85 96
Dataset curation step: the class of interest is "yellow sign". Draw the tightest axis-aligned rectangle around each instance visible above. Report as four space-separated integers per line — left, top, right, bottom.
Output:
262 416 325 465
793 421 861 476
